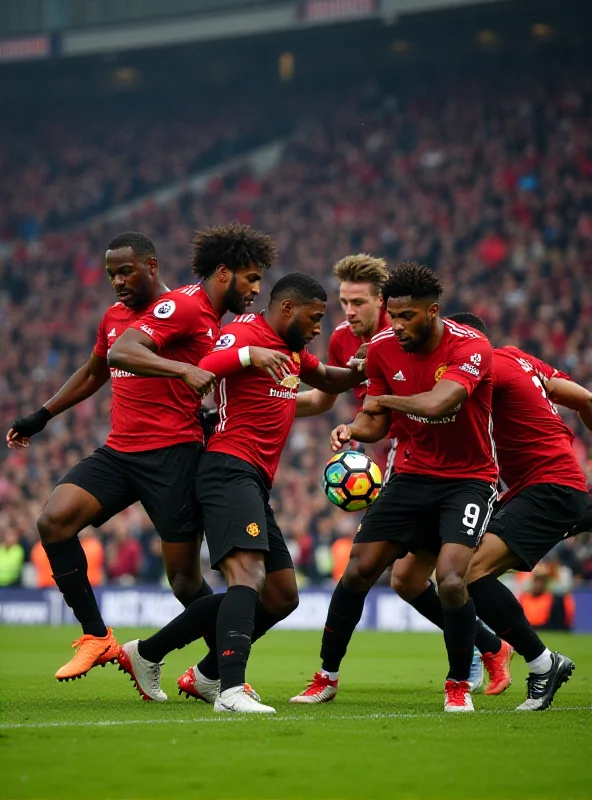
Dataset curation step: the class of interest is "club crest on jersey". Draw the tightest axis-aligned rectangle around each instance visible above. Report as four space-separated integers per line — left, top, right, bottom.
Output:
153 300 176 319
434 364 448 382
246 522 260 537
214 333 236 350
292 353 300 364
280 374 300 389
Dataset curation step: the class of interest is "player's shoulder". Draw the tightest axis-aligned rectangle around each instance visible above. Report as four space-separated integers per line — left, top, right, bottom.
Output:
215 312 263 348
230 312 261 326
443 318 487 342
102 301 136 323
369 326 396 348
331 320 352 339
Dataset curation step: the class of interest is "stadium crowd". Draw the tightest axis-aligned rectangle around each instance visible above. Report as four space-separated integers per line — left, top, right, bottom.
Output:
1 62 592 592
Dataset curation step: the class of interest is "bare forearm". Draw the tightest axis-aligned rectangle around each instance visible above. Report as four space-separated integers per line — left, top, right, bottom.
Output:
45 365 109 416
376 392 445 418
296 389 337 418
349 411 390 443
108 341 188 379
578 401 592 432
312 365 364 394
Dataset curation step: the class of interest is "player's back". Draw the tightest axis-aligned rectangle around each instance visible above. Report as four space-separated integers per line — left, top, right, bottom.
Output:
491 346 586 501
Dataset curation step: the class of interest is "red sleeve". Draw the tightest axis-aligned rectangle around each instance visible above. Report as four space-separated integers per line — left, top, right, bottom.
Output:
130 295 194 350
327 330 343 368
444 336 492 396
199 325 248 378
365 342 391 397
93 313 108 359
527 354 571 383
299 348 321 377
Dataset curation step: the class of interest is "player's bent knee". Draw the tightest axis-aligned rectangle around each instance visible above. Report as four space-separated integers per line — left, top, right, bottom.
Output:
169 573 203 607
437 572 467 606
342 558 381 592
37 508 73 544
390 572 424 602
222 552 267 593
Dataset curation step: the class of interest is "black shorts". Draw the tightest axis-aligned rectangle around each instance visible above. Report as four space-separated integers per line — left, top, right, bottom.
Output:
487 483 590 570
58 443 203 543
195 452 293 574
355 474 497 552
569 494 592 536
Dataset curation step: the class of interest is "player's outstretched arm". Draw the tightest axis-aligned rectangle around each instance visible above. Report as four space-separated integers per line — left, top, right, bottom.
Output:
546 377 592 431
370 378 468 419
296 389 338 418
108 329 215 396
331 410 390 451
303 363 365 394
6 352 110 449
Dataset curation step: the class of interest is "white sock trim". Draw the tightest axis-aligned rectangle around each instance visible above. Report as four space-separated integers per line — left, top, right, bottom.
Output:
527 648 552 675
321 669 339 681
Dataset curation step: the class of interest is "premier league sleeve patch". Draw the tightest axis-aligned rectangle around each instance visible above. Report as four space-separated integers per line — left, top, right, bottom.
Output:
214 333 237 350
153 300 176 319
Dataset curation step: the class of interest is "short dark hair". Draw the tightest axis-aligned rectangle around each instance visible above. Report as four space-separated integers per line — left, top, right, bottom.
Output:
269 273 328 306
383 261 443 303
191 223 277 278
107 231 157 259
448 312 489 338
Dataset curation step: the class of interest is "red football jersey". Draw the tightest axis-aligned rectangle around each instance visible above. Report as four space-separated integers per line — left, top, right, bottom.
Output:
327 308 389 410
492 346 586 502
200 313 320 486
94 284 221 452
365 319 497 482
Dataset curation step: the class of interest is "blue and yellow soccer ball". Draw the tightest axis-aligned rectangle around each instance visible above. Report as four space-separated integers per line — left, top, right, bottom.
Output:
322 451 382 512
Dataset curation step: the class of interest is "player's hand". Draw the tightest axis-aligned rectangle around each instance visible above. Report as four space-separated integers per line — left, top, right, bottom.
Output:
347 357 366 373
330 424 352 452
249 347 291 382
182 366 217 397
353 342 369 360
6 408 53 448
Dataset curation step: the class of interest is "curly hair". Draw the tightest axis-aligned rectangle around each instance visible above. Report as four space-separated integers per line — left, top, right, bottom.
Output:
270 273 327 305
332 254 389 295
191 223 277 278
383 261 443 303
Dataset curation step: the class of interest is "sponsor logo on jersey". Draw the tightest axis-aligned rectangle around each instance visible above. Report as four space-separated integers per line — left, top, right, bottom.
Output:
406 403 461 425
109 367 136 379
107 327 117 337
470 353 482 366
207 328 214 339
214 333 237 350
153 300 176 319
393 370 405 381
460 363 480 377
140 324 154 337
434 364 448 382
246 522 260 537
269 387 299 400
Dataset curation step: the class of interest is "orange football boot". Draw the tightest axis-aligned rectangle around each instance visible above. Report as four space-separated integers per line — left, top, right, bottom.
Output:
55 627 119 681
482 640 514 695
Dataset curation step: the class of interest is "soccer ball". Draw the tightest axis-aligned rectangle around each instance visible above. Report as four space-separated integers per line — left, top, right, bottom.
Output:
322 451 382 512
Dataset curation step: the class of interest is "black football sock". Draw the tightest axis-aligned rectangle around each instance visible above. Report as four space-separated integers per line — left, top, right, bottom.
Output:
182 579 219 677
408 582 501 655
43 538 107 637
442 599 477 682
218 585 259 693
138 593 224 664
182 579 214 605
320 580 368 673
197 602 284 681
468 574 546 662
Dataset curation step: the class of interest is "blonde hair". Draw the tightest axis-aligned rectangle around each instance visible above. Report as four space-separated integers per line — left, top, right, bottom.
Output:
332 254 389 295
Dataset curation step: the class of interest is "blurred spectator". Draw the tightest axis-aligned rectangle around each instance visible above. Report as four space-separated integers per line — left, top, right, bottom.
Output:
0 530 25 587
2 57 592 587
518 564 575 631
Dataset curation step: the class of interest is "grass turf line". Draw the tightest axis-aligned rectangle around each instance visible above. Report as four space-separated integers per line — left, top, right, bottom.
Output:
1 626 590 800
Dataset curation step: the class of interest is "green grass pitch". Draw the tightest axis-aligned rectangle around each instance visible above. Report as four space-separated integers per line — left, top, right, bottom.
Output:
1 626 590 799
